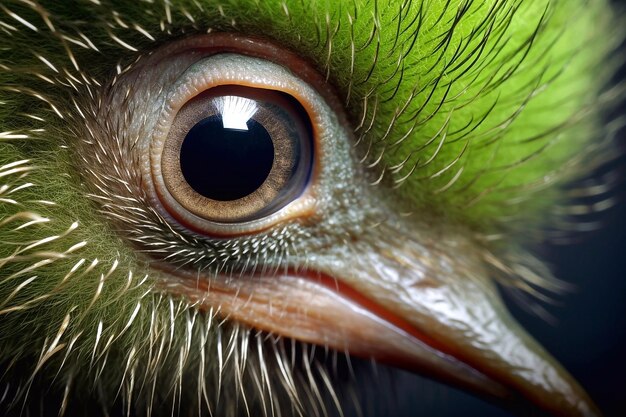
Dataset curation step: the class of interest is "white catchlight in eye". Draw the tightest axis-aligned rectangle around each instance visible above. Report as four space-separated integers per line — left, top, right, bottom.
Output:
217 95 258 131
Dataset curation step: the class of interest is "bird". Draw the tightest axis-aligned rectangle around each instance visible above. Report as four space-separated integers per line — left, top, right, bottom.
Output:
0 1 624 417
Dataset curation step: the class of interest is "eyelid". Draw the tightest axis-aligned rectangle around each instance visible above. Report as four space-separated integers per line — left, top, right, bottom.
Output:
87 32 353 242
145 33 346 122
135 33 353 237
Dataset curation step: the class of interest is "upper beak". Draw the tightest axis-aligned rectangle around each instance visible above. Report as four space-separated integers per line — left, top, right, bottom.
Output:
165 218 600 417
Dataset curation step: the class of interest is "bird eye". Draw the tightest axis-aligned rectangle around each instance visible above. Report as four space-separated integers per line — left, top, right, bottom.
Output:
160 83 313 225
131 38 346 237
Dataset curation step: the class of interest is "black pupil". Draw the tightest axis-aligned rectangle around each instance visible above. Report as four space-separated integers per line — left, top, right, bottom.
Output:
179 115 274 201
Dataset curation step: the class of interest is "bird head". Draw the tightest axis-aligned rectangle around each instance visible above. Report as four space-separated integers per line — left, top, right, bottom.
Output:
0 1 622 417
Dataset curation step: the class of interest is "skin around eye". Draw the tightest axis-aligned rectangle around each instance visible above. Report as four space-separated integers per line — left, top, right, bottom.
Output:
139 49 341 237
161 84 313 223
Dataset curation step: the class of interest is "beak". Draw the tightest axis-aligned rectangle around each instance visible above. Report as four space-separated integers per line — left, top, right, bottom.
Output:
165 219 600 417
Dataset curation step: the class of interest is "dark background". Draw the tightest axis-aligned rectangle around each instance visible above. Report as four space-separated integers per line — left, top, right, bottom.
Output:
376 2 626 415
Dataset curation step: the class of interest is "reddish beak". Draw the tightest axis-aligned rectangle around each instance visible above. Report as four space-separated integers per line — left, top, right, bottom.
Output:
164 222 600 417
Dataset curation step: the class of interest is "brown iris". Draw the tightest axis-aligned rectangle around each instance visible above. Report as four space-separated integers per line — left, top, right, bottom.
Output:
161 85 313 223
